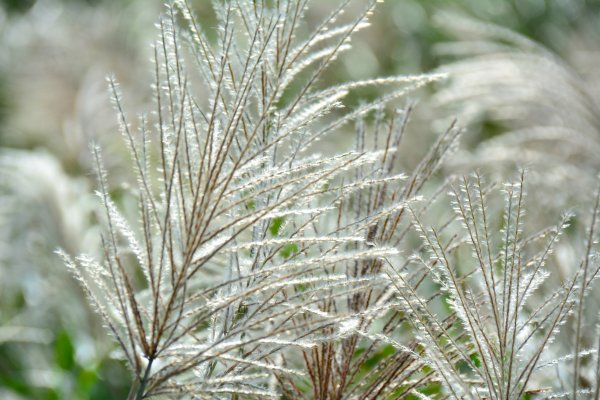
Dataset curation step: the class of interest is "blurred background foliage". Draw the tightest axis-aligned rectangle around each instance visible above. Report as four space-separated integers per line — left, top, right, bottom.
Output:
1 0 599 398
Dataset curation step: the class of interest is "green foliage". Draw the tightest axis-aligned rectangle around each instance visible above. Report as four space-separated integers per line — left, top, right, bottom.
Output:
54 330 75 371
269 216 285 237
0 0 35 13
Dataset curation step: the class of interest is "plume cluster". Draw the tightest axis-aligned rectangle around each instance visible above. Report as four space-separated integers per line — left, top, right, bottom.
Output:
55 1 600 399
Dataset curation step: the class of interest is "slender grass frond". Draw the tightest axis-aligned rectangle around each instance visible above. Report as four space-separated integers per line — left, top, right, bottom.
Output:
62 1 447 398
386 172 593 399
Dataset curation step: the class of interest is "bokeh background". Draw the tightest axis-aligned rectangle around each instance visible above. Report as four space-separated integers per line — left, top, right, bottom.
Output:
1 0 600 398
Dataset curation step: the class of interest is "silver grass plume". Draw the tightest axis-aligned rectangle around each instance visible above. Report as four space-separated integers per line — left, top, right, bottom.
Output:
58 1 452 399
432 13 600 214
385 171 600 399
430 15 600 397
276 106 460 399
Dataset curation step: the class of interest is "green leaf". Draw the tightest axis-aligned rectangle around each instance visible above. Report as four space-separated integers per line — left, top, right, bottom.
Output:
54 330 75 371
76 368 99 397
40 388 60 400
280 243 298 258
363 344 396 370
270 216 285 236
246 199 256 210
234 304 249 323
295 283 307 292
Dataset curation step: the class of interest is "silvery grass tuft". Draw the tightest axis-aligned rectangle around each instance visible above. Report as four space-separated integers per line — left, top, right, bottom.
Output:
55 0 600 399
383 171 600 399
432 14 600 211
431 15 600 398
57 0 452 398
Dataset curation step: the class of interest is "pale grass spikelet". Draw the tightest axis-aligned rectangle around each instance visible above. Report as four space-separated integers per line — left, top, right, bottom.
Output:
386 172 600 399
59 2 600 400
2 0 598 398
433 13 600 218
61 1 452 398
